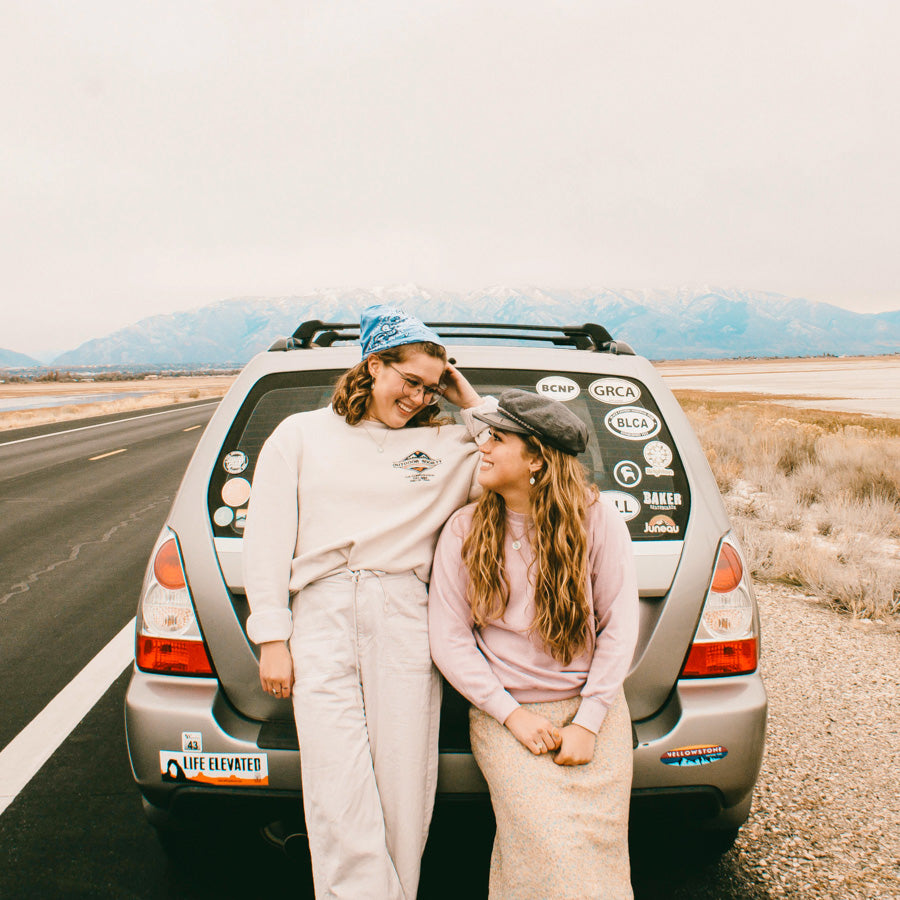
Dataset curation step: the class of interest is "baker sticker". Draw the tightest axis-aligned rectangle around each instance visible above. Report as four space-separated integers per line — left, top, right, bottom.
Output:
160 751 268 786
601 491 641 521
536 375 580 401
613 460 643 489
223 451 248 474
643 441 674 477
605 407 661 441
643 515 679 535
660 745 728 767
642 491 683 511
589 378 642 405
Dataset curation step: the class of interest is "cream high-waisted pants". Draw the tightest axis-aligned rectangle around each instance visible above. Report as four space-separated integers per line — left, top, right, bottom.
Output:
289 570 442 900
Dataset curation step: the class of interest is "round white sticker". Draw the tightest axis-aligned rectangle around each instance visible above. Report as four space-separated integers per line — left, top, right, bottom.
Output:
604 406 661 441
221 477 252 507
589 378 642 405
535 376 581 401
213 506 235 527
223 450 248 474
613 460 643 489
601 491 642 521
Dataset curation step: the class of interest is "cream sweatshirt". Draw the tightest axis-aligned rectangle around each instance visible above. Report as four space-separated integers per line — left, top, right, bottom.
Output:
428 495 639 733
242 401 495 645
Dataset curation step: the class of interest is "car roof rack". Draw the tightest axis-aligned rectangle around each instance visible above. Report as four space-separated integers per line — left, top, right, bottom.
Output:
276 320 634 354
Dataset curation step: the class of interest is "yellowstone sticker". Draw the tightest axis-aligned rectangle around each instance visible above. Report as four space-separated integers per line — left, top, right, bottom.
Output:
643 515 679 535
589 378 642 405
160 751 269 786
221 477 252 507
393 450 442 483
601 491 641 521
605 407 661 441
642 491 683 511
660 745 728 767
536 376 580 401
613 460 643 489
643 441 674 477
223 450 248 474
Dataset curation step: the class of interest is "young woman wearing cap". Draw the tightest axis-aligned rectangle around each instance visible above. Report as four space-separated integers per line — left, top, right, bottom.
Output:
242 306 494 899
429 389 639 899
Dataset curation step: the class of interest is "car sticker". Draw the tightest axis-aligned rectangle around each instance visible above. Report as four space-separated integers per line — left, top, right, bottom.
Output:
613 460 643 489
588 378 642 404
642 490 683 511
221 477 251 507
182 732 202 752
213 506 234 527
660 745 728 767
223 450 249 474
643 514 680 535
160 751 268 785
535 375 580 401
601 491 641 521
643 440 674 477
233 508 248 531
604 406 661 441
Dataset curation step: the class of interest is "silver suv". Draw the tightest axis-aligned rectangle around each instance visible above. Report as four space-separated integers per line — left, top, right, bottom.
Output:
125 321 767 853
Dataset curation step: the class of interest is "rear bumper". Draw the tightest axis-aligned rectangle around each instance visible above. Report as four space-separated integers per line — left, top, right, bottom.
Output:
126 667 766 827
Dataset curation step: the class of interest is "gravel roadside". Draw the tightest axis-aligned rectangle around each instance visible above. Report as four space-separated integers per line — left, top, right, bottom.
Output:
635 583 899 898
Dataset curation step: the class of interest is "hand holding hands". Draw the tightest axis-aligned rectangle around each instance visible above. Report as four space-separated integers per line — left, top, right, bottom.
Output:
259 641 294 699
504 707 562 755
552 723 596 766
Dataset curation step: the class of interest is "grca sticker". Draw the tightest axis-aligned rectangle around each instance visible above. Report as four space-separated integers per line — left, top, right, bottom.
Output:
643 441 674 477
213 506 234 527
536 376 580 401
613 460 643 489
642 490 683 511
644 515 680 535
223 450 248 474
589 378 642 405
601 491 641 521
660 745 728 767
160 750 269 785
222 477 251 507
605 407 661 441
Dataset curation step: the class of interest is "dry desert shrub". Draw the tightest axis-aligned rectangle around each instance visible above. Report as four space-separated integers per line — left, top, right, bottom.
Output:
681 398 900 620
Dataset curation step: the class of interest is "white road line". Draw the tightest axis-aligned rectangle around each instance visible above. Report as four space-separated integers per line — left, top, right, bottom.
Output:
0 401 218 448
0 618 136 818
182 424 202 432
89 448 127 461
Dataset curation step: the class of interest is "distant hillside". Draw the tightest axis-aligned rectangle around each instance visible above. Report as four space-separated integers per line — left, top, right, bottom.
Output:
50 286 900 365
0 348 43 368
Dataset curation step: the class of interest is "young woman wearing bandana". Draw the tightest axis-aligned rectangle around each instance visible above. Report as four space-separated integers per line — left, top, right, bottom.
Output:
242 306 494 899
429 390 639 899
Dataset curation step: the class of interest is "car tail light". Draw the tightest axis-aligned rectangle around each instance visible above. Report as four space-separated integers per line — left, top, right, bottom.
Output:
681 534 758 678
135 529 214 677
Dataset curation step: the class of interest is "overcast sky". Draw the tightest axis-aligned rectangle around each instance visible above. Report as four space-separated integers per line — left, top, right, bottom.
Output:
2 1 899 357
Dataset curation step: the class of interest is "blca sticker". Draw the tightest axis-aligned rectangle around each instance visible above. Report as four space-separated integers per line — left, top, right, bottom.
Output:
589 378 642 405
660 745 728 767
536 376 580 401
605 407 661 441
393 450 442 483
601 491 641 521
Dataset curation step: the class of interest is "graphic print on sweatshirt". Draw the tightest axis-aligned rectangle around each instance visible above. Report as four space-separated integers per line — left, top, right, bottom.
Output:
392 450 443 483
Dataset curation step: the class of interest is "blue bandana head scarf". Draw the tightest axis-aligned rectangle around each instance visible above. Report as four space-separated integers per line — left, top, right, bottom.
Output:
359 305 444 358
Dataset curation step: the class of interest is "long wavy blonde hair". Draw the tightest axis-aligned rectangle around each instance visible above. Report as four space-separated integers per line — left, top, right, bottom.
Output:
331 341 450 427
462 434 599 665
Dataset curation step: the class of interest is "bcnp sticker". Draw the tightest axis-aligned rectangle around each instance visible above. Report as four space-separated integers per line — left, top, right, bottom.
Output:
160 751 269 786
660 745 728 767
604 407 661 441
536 376 580 401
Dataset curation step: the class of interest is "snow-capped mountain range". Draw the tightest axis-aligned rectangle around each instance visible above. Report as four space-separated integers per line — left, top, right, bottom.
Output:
11 286 900 366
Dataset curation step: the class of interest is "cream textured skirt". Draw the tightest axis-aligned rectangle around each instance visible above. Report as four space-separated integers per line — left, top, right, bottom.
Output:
469 690 633 900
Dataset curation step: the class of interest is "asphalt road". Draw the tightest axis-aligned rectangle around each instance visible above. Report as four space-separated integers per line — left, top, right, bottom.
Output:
0 403 765 899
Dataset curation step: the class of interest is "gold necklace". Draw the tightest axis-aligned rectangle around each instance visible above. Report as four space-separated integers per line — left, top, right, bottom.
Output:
360 420 390 453
509 520 531 551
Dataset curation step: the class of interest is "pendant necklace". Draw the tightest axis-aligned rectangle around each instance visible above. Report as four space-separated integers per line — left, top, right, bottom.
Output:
509 521 531 551
361 420 390 453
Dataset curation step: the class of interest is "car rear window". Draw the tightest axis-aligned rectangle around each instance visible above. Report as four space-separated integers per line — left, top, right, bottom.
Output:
207 367 689 542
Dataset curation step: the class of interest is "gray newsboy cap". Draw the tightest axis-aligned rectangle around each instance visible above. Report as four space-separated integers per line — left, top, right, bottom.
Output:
473 389 588 456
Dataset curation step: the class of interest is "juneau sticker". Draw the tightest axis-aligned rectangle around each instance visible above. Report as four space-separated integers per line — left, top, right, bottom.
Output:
535 376 581 401
589 378 642 405
601 491 641 521
613 460 643 489
223 450 248 474
160 751 269 786
644 515 680 536
605 407 661 441
660 745 728 767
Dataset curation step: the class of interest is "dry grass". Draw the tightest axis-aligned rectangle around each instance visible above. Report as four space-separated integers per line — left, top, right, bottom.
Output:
678 393 900 621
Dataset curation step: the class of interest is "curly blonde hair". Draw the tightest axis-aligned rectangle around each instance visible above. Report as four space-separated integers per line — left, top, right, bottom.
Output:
462 434 599 665
331 341 450 427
